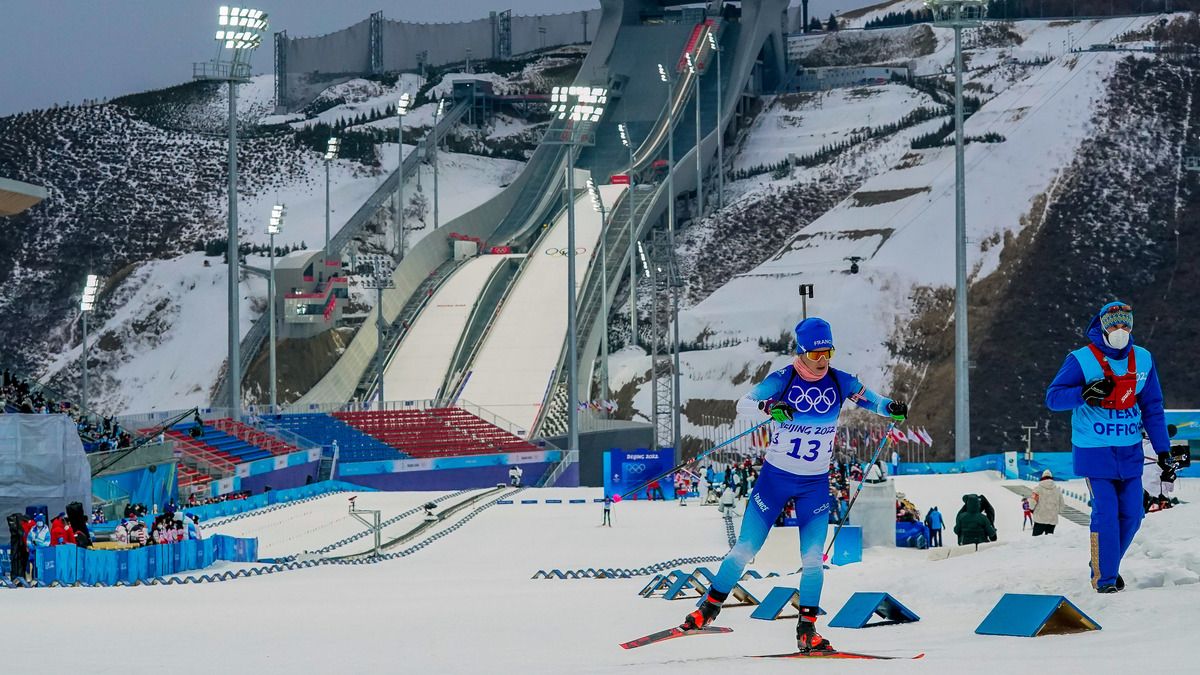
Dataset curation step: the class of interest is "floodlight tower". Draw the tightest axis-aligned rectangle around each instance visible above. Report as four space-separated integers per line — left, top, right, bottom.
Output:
361 254 397 405
194 5 269 420
432 98 446 229
395 93 412 257
587 178 610 404
617 122 637 345
927 0 985 463
80 274 99 412
324 137 340 264
685 53 703 218
267 204 285 411
706 30 724 210
546 85 608 459
656 62 683 456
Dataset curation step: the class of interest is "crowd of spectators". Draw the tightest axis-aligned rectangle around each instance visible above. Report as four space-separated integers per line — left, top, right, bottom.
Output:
1 369 133 452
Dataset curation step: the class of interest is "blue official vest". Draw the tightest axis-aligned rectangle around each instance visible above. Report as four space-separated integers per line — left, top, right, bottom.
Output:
1069 345 1152 448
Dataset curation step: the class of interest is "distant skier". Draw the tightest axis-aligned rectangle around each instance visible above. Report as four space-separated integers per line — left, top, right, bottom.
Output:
681 317 907 653
1142 425 1178 512
602 495 612 527
1045 301 1173 593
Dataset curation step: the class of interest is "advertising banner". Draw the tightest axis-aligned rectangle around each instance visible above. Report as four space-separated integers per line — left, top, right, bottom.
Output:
603 449 675 500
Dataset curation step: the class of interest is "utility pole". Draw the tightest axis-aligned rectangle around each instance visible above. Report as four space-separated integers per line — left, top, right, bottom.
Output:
706 30 724 211
929 0 984 464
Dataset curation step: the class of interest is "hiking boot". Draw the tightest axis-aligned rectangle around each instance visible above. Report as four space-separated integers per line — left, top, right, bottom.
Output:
683 597 722 630
796 614 834 653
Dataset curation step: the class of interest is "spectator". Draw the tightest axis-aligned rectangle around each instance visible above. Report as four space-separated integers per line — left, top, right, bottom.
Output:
849 463 864 483
647 478 663 501
26 514 50 574
924 506 944 547
1021 497 1034 531
508 465 523 487
1030 470 1063 536
49 513 75 546
864 460 885 484
891 448 900 475
978 494 996 528
953 494 997 547
718 485 737 516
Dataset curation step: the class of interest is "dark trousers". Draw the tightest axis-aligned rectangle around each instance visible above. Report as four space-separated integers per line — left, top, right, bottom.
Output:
930 529 942 547
1032 522 1056 536
602 510 611 526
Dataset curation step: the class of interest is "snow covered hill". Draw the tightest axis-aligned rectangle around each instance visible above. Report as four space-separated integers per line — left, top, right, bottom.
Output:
3 473 1196 672
1 48 581 414
610 14 1200 456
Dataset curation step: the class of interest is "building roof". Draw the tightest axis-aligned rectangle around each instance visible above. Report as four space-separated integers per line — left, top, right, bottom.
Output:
0 177 48 216
274 248 324 270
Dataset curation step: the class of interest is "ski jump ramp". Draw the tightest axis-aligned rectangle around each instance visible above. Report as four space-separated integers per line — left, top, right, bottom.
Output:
455 184 627 434
381 255 516 402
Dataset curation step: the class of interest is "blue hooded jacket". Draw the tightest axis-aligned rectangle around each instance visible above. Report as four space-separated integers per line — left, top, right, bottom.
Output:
1044 302 1168 479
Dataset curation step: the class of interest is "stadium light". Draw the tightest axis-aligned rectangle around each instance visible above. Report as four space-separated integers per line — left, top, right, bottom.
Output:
324 137 339 262
432 98 447 230
196 7 269 420
587 178 611 401
616 121 638 344
266 204 285 410
80 274 100 412
544 84 610 457
927 0 987 463
706 30 724 210
685 53 704 216
657 61 683 454
395 93 412 259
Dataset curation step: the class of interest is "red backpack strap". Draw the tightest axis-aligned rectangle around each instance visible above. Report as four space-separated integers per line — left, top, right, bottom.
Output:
1085 344 1115 379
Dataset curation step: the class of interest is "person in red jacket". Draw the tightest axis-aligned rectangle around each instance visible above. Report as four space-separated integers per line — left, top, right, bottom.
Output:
49 514 76 545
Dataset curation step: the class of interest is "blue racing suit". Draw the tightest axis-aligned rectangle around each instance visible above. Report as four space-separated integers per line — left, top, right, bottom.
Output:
708 363 893 609
1045 306 1168 589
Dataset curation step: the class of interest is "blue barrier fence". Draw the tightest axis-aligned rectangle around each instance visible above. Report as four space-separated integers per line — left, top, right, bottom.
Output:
27 534 257 585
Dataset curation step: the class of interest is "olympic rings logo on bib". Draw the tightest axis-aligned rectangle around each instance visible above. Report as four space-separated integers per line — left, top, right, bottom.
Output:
786 386 837 414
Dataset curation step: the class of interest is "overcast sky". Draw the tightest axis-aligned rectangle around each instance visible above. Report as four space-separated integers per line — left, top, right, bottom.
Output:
0 0 868 117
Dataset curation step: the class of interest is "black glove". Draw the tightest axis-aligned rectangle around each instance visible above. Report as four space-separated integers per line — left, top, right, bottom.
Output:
1158 453 1179 483
887 400 908 422
1081 378 1114 406
758 400 794 423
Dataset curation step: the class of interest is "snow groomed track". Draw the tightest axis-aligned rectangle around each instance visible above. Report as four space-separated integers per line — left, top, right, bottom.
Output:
456 184 627 433
381 254 517 401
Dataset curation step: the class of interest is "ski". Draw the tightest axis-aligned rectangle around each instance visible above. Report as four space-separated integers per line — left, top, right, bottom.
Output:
755 650 924 660
619 625 733 650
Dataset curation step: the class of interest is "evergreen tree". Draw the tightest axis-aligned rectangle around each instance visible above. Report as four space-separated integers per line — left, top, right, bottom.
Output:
808 17 823 31
826 13 839 31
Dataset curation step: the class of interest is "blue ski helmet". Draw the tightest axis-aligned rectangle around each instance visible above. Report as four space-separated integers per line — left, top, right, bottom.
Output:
794 318 834 354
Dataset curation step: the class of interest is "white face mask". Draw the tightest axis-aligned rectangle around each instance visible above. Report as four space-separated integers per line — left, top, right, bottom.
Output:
1104 328 1131 350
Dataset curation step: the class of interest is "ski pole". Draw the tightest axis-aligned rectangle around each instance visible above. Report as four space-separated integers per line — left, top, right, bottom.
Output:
823 421 899 560
620 419 773 500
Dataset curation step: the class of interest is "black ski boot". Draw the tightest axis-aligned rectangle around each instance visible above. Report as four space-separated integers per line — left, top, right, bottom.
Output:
796 607 835 653
1116 574 1125 591
683 590 727 630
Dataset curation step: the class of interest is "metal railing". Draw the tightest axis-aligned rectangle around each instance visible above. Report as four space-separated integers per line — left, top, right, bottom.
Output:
536 448 578 487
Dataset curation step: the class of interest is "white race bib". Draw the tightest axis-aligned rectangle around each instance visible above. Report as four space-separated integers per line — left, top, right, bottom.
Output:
763 422 838 476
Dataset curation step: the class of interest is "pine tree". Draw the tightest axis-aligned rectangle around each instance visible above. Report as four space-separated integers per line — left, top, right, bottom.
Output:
826 14 839 32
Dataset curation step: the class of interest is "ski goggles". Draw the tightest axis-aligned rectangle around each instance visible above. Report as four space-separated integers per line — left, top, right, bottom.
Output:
802 348 835 361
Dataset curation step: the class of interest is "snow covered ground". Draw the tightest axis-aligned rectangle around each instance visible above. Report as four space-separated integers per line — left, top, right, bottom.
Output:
2 473 1195 673
613 16 1169 440
40 145 522 415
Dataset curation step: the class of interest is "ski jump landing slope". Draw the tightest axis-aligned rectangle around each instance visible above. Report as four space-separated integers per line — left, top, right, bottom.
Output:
456 183 627 434
381 255 516 402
